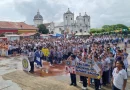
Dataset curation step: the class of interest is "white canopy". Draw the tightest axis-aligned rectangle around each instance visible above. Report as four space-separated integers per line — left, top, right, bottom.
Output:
75 32 90 36
75 33 82 35
82 32 90 35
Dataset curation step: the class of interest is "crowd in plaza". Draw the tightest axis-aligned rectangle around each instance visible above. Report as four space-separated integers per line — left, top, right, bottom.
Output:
0 35 129 90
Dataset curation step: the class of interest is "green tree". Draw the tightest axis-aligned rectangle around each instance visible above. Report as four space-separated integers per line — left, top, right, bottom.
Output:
102 25 110 29
38 24 49 34
90 28 103 33
90 24 129 34
102 25 113 32
116 24 129 30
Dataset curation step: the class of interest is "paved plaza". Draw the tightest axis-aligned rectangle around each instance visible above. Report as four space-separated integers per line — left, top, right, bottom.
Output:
0 44 130 90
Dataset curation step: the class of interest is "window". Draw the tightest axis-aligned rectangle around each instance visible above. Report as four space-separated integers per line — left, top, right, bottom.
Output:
75 31 78 33
80 29 82 32
59 28 62 31
71 18 72 20
66 16 67 19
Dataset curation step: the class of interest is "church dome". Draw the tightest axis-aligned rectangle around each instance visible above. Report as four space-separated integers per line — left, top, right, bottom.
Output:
34 10 43 20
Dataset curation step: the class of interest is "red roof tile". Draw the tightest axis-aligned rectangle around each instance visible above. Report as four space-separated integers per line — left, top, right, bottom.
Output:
0 21 38 30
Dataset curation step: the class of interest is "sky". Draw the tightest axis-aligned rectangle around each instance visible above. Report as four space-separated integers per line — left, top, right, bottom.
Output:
0 0 130 28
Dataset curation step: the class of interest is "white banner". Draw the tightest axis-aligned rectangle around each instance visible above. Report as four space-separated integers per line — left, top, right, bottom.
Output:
22 56 30 72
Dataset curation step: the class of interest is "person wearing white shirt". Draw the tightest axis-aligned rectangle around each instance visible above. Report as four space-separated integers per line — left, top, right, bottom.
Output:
124 38 128 47
112 60 127 90
69 54 79 86
105 56 111 83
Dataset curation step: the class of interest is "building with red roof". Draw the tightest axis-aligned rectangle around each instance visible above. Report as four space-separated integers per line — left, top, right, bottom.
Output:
0 21 38 34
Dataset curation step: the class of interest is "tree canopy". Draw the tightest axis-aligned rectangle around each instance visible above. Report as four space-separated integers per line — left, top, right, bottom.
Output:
38 24 49 34
90 24 129 34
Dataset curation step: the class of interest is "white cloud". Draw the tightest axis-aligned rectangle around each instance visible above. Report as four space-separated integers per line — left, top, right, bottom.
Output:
0 0 25 22
0 0 130 28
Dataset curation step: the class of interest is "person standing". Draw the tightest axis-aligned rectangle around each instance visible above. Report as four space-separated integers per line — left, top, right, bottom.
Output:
81 54 88 90
35 47 43 68
124 38 128 48
68 54 79 86
112 60 127 90
123 48 129 72
28 48 35 73
94 54 102 90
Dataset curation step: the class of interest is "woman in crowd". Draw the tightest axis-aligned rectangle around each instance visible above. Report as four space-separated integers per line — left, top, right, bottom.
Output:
112 60 127 90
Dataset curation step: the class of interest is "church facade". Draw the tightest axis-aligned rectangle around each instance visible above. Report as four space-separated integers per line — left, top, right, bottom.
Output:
33 9 90 34
63 8 90 34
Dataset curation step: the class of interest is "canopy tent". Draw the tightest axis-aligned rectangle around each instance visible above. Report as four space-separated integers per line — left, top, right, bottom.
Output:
82 32 90 35
40 34 50 39
5 34 20 41
52 33 63 37
75 33 82 36
40 34 48 36
75 32 90 36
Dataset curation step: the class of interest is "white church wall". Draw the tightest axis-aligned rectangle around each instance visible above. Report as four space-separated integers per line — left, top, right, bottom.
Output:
34 20 43 27
33 9 90 34
54 26 64 34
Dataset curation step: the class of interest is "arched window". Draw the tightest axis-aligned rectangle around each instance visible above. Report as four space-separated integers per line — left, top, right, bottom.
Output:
59 28 62 31
80 29 82 32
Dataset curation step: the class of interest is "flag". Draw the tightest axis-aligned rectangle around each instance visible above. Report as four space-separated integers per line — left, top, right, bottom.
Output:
35 50 42 67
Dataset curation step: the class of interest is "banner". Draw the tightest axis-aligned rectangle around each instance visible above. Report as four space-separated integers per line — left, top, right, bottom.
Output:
65 60 75 74
76 62 100 79
35 51 42 67
65 60 100 79
65 66 76 74
0 43 8 56
22 56 30 72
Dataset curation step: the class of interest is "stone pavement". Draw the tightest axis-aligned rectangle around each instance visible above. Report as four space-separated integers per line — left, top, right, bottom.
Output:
2 70 130 90
0 56 22 90
0 76 21 90
2 71 79 90
0 43 130 90
0 56 130 90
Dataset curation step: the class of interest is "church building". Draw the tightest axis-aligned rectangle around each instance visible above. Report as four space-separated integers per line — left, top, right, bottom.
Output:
33 8 90 34
63 8 90 34
33 10 43 27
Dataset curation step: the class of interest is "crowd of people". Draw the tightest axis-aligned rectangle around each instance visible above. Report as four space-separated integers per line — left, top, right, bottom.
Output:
0 35 129 90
